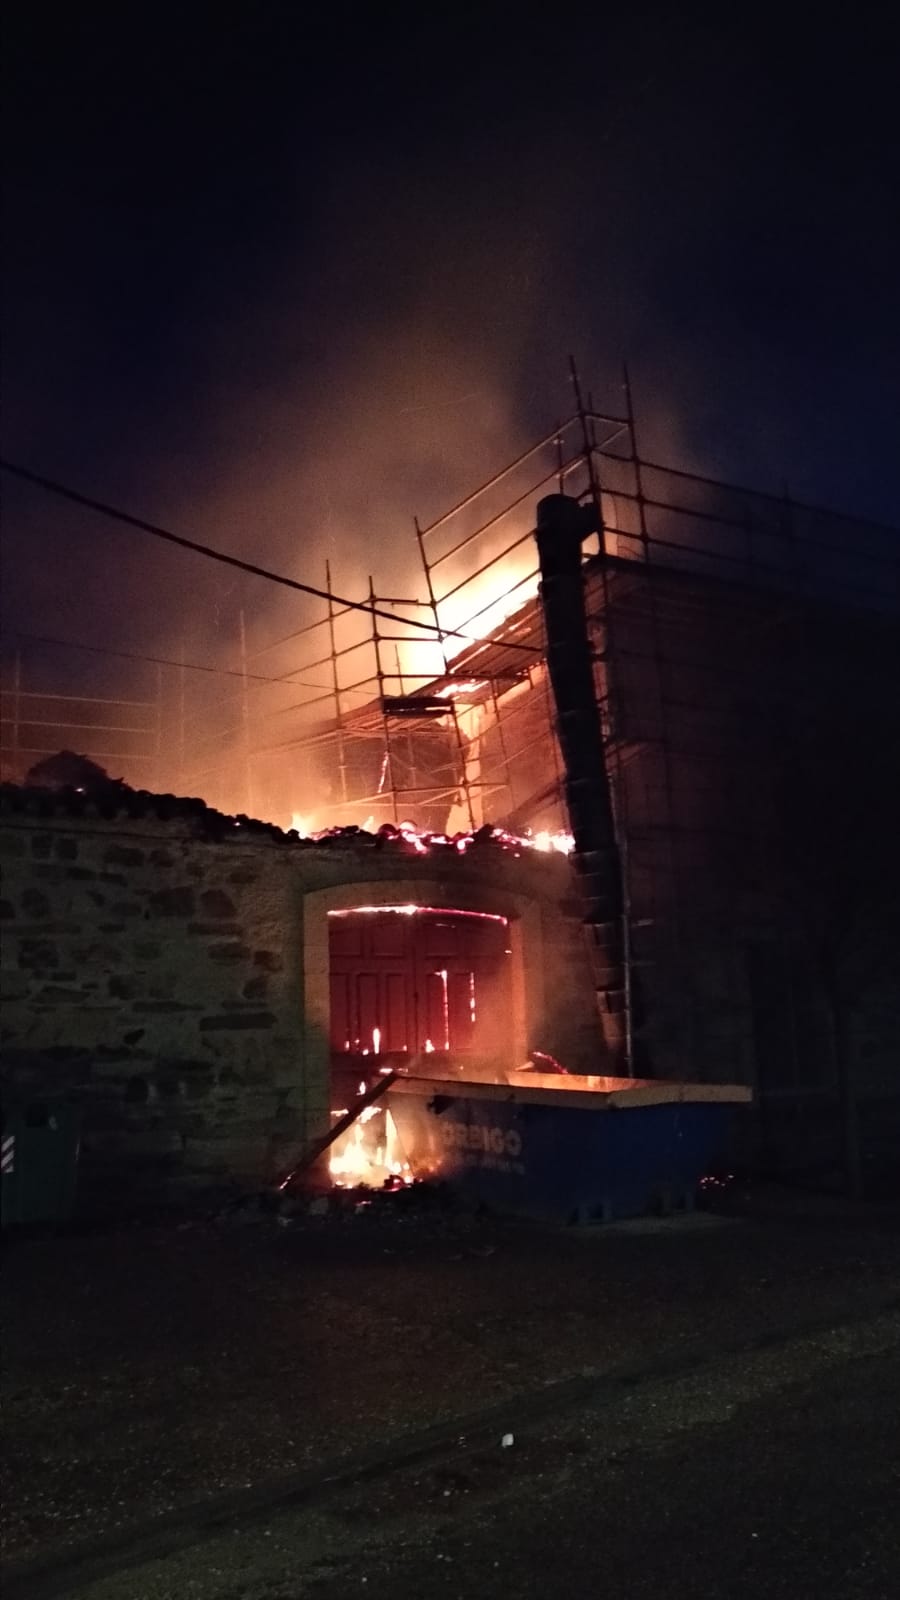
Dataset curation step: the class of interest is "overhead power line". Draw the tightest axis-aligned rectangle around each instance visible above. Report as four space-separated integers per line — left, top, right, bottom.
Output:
0 460 541 655
2 630 334 690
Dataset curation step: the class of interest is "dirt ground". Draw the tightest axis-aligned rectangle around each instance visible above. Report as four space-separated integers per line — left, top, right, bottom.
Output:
2 1184 899 1598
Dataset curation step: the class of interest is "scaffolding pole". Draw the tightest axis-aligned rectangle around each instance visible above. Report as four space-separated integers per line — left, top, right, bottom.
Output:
326 561 349 805
178 633 187 792
369 575 399 824
11 644 22 780
414 516 476 830
238 610 254 816
154 663 164 792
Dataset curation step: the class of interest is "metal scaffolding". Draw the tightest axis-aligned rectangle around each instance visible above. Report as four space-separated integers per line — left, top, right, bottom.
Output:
0 646 162 786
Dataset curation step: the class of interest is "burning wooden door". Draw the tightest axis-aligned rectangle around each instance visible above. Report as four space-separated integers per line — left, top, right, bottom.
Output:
328 908 511 1069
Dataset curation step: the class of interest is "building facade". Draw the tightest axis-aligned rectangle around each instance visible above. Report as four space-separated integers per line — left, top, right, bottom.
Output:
0 788 595 1210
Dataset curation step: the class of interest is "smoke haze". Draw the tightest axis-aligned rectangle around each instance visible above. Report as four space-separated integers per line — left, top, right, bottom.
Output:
2 9 897 814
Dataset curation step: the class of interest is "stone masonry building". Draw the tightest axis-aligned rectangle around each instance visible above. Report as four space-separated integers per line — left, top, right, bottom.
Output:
0 786 595 1211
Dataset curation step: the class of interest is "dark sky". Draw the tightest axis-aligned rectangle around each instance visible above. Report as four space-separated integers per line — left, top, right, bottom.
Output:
2 5 899 685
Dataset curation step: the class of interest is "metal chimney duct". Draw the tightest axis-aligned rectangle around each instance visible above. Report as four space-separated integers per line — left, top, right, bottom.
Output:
536 494 627 1066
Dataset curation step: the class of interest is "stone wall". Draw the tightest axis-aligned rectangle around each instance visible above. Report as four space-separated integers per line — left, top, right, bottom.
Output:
0 812 308 1208
0 803 597 1211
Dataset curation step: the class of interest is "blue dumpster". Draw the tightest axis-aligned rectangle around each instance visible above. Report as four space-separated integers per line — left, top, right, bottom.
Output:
388 1073 751 1221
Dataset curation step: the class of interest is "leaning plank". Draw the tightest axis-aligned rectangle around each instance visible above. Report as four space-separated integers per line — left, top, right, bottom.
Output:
275 1071 398 1191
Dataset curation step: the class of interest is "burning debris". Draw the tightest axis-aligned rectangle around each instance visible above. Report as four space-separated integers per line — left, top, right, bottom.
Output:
6 768 573 861
292 818 574 858
327 1101 415 1190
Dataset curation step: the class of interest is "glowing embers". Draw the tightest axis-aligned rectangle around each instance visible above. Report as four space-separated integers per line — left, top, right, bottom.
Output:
328 904 509 924
306 819 573 858
488 825 575 857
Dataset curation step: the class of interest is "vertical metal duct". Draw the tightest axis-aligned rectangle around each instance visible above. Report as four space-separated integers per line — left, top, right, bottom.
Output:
536 493 627 1066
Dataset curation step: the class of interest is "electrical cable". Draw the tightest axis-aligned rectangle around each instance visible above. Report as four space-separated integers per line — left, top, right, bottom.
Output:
0 460 542 654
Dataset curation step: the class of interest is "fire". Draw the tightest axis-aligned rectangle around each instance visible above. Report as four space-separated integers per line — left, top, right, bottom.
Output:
435 680 488 699
438 553 541 645
328 904 508 922
328 1103 414 1189
478 825 575 857
290 805 574 860
290 811 375 838
433 968 450 1050
528 829 575 856
398 820 428 854
308 820 574 857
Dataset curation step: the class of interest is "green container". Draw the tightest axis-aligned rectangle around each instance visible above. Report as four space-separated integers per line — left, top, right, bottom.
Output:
1 1098 82 1226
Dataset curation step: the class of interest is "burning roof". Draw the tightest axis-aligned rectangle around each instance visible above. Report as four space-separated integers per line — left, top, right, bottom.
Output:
0 778 571 859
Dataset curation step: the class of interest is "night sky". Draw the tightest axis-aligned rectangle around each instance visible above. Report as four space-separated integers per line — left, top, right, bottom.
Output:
2 6 898 700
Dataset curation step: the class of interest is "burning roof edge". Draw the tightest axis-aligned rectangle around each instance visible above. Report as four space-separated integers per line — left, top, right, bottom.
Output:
0 780 572 866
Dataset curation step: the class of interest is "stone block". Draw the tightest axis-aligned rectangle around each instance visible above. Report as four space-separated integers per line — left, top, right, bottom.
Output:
208 942 250 963
149 886 195 917
21 888 51 917
72 940 125 966
199 1011 277 1030
182 1139 258 1177
160 1056 216 1075
132 1000 203 1013
107 1129 186 1167
183 1075 215 1099
199 888 237 919
154 1071 183 1098
104 845 145 867
18 938 59 970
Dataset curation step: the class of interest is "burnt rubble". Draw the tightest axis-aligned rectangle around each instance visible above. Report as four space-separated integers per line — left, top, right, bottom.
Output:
0 780 560 861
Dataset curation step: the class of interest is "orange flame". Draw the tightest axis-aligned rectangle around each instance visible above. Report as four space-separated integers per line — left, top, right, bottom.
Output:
328 1103 414 1189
